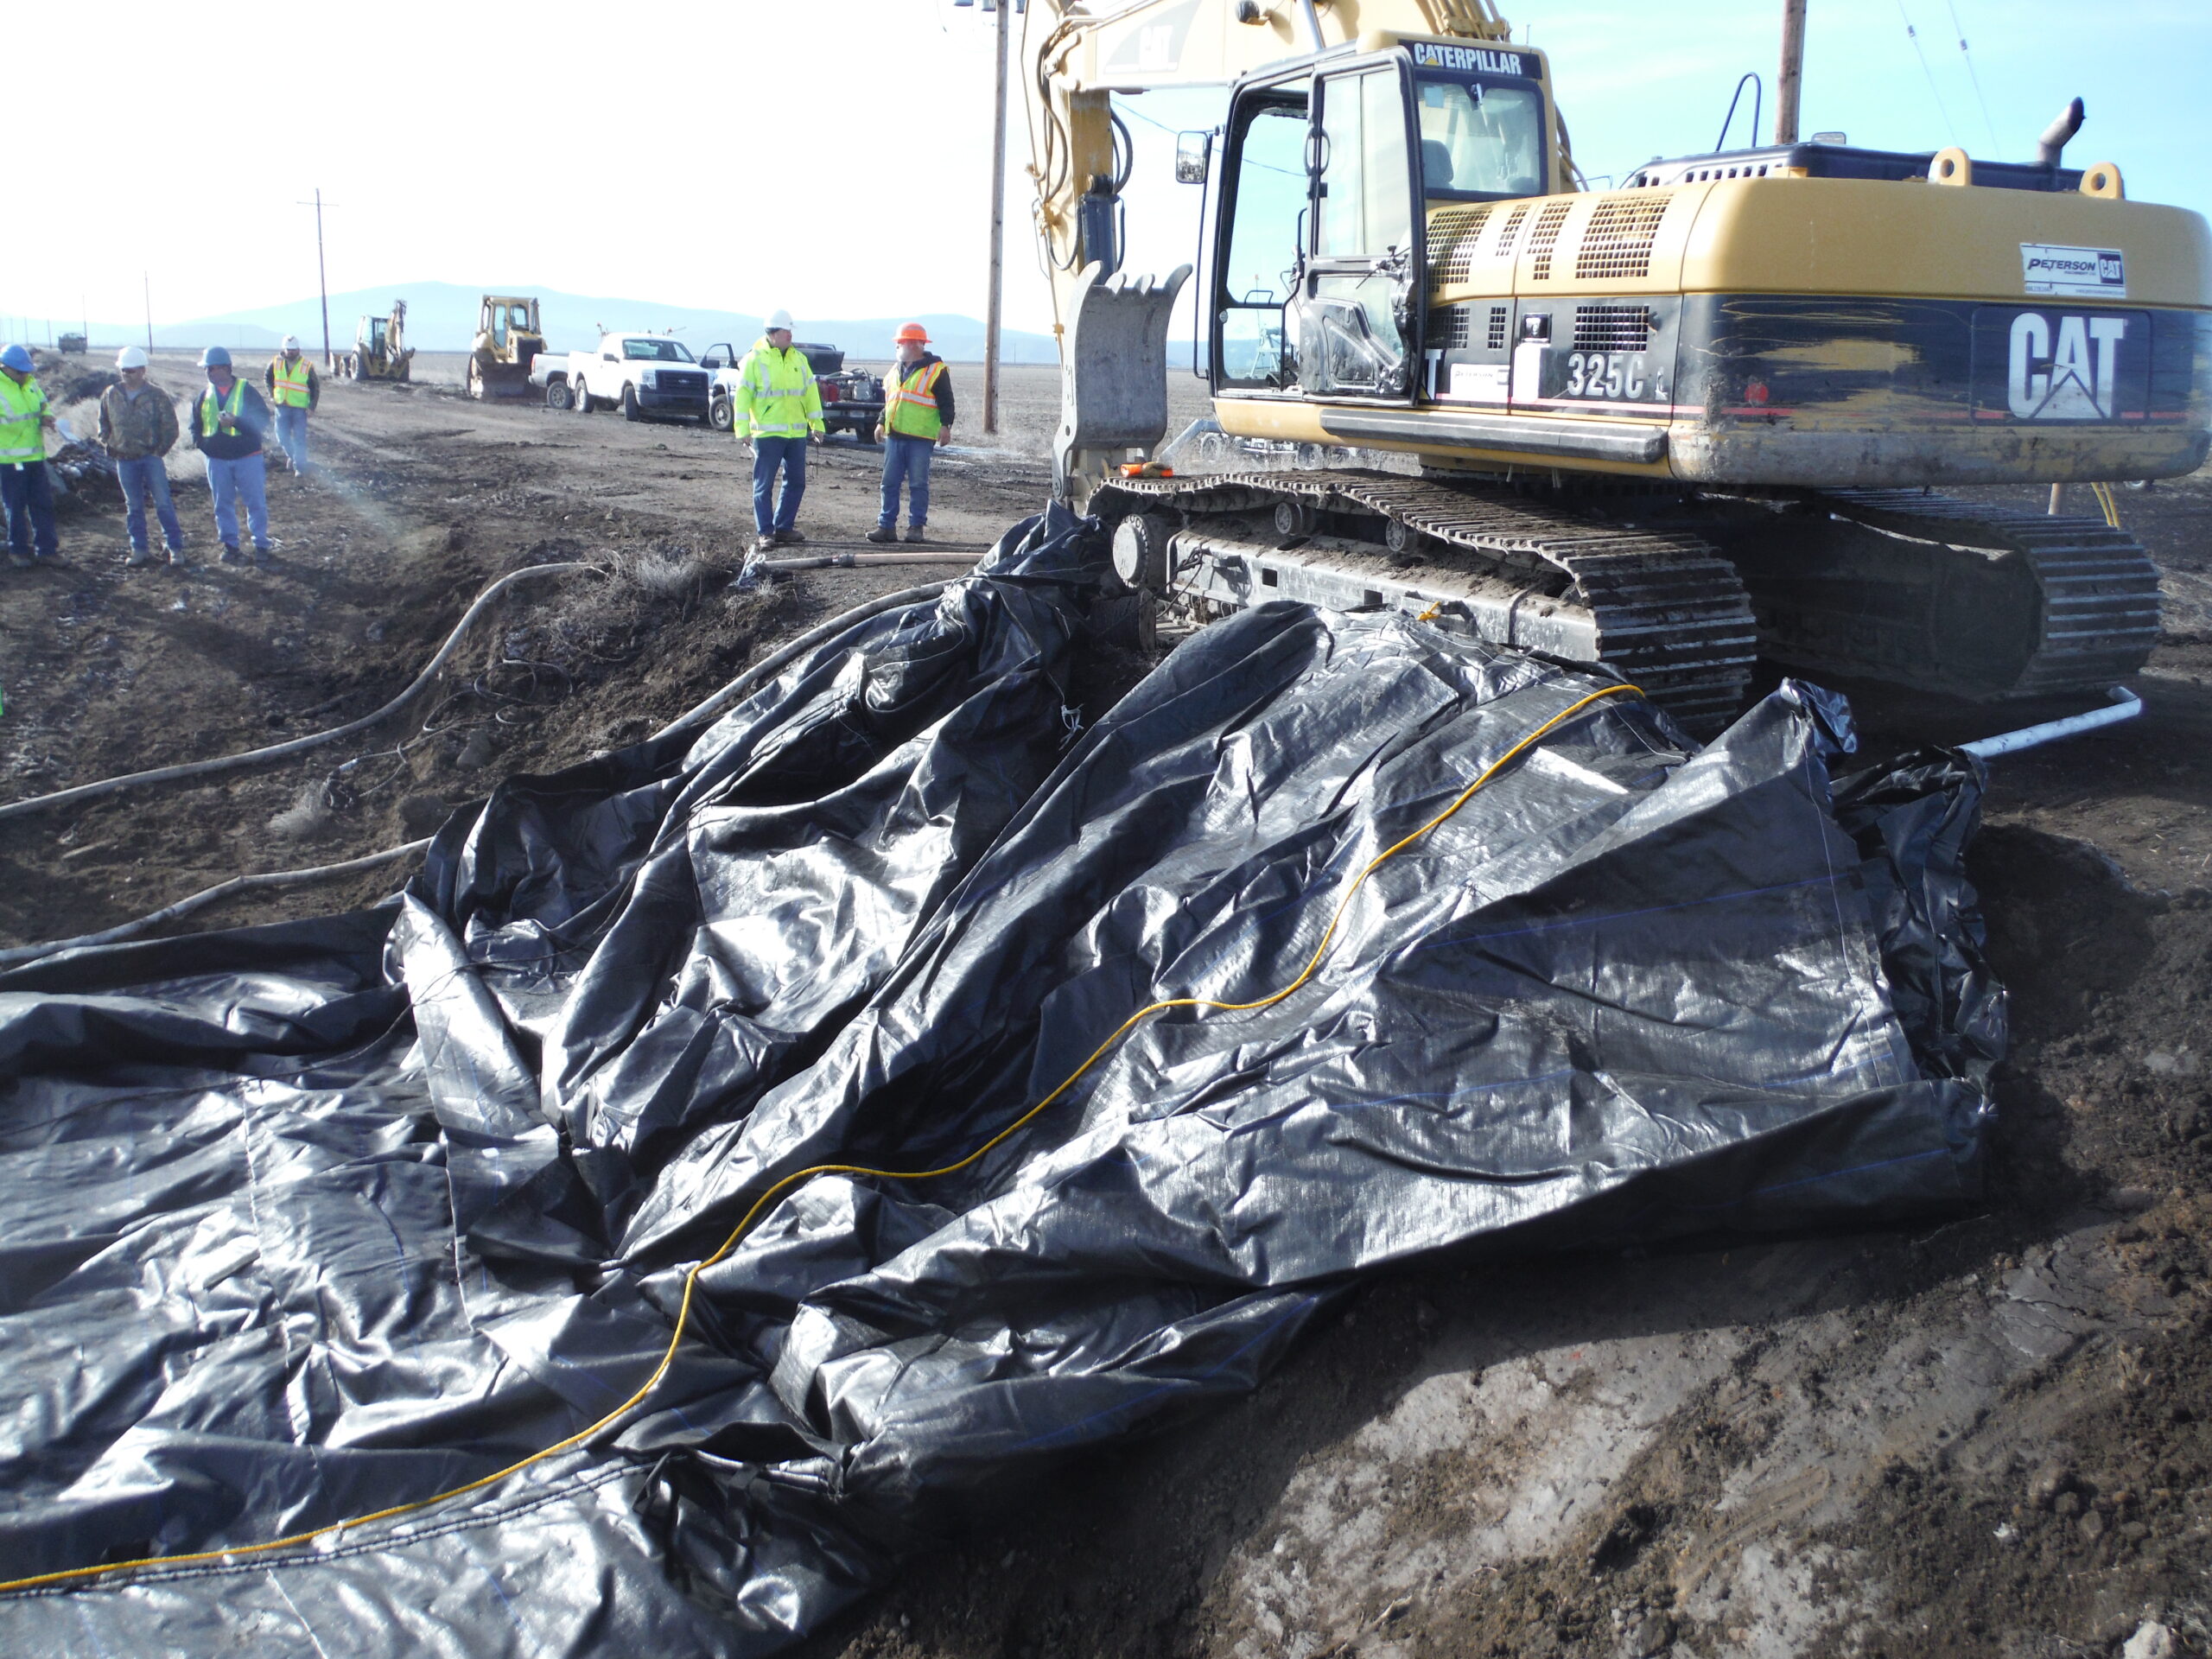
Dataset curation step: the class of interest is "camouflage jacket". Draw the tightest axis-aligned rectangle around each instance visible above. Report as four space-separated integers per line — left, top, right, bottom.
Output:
98 381 181 461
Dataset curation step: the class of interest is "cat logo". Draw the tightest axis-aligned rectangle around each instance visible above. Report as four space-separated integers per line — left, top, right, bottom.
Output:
2007 311 2127 420
1104 0 1196 73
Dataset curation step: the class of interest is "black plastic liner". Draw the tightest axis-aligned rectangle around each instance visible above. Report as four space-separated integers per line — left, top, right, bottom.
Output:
0 509 2000 1655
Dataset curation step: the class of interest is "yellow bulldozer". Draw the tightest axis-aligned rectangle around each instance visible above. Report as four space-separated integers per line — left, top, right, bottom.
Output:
467 295 546 400
340 300 413 382
1025 0 2209 733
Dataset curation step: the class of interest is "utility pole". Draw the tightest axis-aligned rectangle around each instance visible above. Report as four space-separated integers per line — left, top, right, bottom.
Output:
982 0 1012 435
143 272 155 353
299 188 335 368
1776 0 1807 144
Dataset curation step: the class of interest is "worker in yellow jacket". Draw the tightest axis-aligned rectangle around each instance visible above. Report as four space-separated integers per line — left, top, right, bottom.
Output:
0 344 59 567
732 308 824 554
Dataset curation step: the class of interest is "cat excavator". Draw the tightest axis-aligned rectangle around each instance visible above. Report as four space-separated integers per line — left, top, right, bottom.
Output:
1026 0 2210 731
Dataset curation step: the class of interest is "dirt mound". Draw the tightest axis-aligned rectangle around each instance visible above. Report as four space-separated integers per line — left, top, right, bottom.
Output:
60 368 116 402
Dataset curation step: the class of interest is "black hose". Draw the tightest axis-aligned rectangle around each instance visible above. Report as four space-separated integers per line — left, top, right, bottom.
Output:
3 577 960 969
0 839 434 969
0 562 600 823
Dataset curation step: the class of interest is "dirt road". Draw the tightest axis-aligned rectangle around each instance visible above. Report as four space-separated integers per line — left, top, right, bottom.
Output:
3 352 2208 1657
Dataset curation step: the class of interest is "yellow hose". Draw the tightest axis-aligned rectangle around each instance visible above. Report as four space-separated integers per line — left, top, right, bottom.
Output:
0 678 1643 1598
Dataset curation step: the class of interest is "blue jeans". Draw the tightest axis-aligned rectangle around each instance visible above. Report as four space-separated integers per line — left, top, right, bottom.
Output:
117 455 185 553
273 405 309 473
878 435 933 530
752 435 807 535
1 461 57 560
206 452 270 550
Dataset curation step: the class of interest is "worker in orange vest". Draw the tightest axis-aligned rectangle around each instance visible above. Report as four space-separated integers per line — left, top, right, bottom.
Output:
868 323 954 544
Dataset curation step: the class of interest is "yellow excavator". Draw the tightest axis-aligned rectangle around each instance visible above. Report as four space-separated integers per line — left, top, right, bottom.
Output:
466 294 546 400
1025 0 2209 731
342 300 413 382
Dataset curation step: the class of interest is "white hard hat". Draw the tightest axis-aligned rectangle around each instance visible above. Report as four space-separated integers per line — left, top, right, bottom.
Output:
281 334 301 351
766 308 794 333
115 345 149 370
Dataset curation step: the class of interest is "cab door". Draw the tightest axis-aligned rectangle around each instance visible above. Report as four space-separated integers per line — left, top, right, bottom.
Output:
1298 59 1423 402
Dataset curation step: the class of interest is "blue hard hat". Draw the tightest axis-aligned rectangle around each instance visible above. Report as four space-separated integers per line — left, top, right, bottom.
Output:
199 346 232 369
0 344 32 372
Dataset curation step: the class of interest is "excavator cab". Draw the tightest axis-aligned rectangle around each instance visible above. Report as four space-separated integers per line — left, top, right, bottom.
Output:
1205 43 1577 419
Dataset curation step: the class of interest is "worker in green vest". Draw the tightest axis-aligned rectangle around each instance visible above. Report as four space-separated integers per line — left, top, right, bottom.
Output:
868 323 955 544
264 334 320 477
0 344 60 567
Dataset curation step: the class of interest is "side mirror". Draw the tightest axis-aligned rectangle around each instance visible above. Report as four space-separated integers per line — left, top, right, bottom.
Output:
1175 130 1211 185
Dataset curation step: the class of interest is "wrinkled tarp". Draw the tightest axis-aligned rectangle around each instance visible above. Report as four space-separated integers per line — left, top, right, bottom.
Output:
0 507 2001 1656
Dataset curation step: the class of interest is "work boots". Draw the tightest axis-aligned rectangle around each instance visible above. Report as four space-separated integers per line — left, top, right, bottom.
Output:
866 526 899 544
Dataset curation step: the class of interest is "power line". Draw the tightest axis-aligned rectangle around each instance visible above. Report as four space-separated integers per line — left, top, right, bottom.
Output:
1895 0 1959 145
1943 0 2000 149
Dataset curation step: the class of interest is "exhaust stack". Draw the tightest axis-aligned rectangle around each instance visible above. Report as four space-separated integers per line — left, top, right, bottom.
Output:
2038 97 2085 166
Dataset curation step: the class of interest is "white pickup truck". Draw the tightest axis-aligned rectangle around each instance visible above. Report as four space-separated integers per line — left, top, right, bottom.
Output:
537 334 714 424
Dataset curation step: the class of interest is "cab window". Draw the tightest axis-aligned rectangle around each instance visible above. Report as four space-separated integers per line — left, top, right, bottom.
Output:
1317 67 1414 257
1416 77 1544 199
1215 88 1309 390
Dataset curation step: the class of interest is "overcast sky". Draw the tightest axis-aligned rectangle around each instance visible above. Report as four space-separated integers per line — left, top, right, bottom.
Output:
7 0 2208 343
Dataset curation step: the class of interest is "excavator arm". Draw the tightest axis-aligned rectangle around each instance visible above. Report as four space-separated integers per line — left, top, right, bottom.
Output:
1019 0 1538 496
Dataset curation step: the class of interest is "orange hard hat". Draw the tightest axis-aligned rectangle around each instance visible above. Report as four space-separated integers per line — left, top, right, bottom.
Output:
895 322 930 345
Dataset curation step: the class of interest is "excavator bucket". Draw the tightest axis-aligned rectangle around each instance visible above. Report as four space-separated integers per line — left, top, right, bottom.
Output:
1053 262 1192 501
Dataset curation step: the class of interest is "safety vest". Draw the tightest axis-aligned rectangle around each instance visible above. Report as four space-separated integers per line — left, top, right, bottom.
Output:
0 374 47 464
885 359 946 441
730 340 824 440
270 353 312 409
200 378 248 437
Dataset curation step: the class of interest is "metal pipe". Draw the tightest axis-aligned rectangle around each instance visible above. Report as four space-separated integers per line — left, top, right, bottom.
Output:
1296 0 1325 50
1775 0 1807 144
1960 685 2140 760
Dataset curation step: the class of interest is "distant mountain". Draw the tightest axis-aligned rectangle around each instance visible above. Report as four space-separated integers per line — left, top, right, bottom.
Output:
77 281 1067 364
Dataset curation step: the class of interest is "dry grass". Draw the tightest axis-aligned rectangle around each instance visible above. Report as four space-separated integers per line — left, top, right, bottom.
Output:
620 544 710 601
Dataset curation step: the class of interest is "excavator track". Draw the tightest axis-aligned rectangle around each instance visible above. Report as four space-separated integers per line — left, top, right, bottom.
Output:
1713 490 2165 702
1096 468 1759 735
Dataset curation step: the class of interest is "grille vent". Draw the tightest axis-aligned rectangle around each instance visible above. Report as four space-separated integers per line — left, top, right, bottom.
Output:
1526 200 1575 282
1573 195 1672 282
1433 303 1474 350
1485 305 1509 351
1572 305 1653 353
1426 206 1494 291
1494 202 1531 256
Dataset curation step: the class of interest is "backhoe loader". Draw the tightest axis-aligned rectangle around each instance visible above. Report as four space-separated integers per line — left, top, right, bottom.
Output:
341 300 413 383
1026 0 2209 731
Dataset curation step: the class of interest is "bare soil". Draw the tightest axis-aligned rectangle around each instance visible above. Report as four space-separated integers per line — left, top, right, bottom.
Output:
3 349 2208 1657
